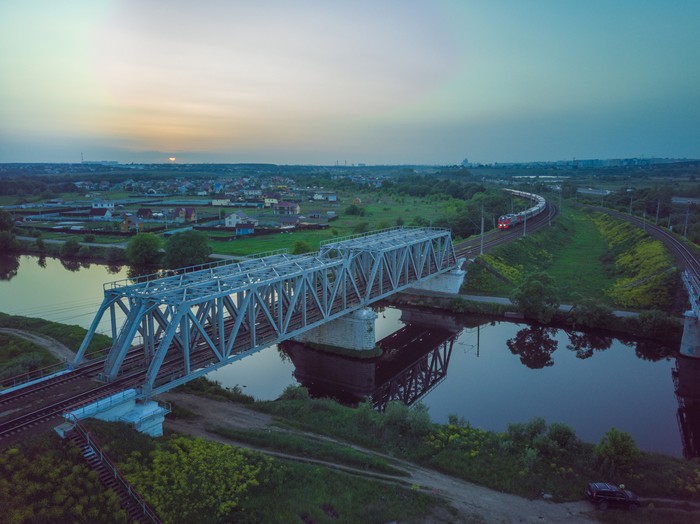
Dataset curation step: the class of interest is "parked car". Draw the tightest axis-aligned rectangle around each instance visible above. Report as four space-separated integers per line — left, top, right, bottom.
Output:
585 482 640 510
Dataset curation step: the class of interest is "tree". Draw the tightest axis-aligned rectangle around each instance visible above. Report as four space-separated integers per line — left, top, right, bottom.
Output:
0 209 18 252
59 239 81 258
595 427 640 476
0 231 19 253
162 230 211 269
125 233 162 266
291 240 312 254
353 221 370 234
569 297 615 330
510 271 560 323
0 209 14 231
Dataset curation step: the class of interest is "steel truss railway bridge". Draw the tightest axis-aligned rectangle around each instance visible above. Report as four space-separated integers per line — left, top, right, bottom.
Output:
72 227 464 399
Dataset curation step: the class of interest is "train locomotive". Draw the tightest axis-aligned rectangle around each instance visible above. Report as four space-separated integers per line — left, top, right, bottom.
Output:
497 190 546 230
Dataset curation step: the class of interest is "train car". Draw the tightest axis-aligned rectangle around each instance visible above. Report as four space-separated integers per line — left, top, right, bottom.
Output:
498 190 546 230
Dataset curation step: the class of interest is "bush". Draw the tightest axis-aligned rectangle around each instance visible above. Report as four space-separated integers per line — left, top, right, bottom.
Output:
278 385 310 401
595 427 640 476
59 239 80 258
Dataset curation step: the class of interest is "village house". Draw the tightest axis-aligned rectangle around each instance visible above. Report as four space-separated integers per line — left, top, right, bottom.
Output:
89 207 113 221
174 207 197 223
279 215 299 228
136 208 153 219
120 214 144 232
92 199 114 210
274 201 300 215
225 211 257 235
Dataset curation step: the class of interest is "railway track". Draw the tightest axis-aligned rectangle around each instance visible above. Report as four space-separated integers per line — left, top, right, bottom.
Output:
454 202 558 259
591 207 700 279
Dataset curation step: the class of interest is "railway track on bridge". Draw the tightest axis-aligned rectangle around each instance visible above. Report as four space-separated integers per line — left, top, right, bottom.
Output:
1 216 562 445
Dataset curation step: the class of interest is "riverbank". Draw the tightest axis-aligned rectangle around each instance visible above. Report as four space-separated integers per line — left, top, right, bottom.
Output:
388 290 682 345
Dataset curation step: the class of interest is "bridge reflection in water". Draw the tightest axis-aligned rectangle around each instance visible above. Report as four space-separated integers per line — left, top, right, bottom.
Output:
282 307 472 411
673 354 700 458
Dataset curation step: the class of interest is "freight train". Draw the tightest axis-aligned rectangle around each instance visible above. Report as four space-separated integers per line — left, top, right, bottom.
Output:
497 190 546 230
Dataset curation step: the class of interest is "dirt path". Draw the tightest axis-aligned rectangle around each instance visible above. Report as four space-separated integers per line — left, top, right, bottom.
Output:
159 392 597 523
0 328 75 362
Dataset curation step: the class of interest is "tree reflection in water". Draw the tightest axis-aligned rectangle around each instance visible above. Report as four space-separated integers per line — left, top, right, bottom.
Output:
128 265 157 279
37 256 47 269
506 325 558 369
634 339 678 362
564 329 613 359
60 258 81 272
0 254 20 281
107 263 123 274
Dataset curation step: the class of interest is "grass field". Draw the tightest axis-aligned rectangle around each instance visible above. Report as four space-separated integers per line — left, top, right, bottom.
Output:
464 204 673 307
545 207 613 300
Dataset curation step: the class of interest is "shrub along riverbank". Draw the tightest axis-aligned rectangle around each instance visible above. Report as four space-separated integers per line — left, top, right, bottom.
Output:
249 385 700 506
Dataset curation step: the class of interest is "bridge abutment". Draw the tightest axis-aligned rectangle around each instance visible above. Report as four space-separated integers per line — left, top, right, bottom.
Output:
57 389 170 437
409 258 466 295
681 311 700 358
293 308 378 351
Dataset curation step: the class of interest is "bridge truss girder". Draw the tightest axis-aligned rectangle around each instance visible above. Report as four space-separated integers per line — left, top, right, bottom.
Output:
74 227 458 396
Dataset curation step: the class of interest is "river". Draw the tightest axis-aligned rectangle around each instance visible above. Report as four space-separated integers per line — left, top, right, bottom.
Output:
0 254 686 457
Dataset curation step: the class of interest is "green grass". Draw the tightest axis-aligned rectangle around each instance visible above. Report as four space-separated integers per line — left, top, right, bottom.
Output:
0 332 61 379
0 333 56 367
0 313 112 358
245 390 700 503
464 205 676 309
546 208 612 300
595 506 700 524
233 459 446 524
82 419 446 524
209 425 408 476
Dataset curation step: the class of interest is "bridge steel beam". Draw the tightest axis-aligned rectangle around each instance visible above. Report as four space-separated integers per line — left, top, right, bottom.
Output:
74 227 458 397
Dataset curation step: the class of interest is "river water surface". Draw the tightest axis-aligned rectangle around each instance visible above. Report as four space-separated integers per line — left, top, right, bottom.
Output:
0 254 685 457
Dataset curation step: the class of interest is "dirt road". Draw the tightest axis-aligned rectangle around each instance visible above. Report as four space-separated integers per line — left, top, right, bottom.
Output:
159 392 597 523
0 328 75 362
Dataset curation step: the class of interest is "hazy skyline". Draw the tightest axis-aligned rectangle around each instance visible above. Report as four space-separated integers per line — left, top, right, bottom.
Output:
1 1 699 165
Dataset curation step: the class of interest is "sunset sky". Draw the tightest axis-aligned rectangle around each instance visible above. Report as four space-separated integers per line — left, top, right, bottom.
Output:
1 1 698 165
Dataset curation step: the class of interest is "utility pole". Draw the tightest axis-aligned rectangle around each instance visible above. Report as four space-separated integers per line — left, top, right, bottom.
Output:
559 187 562 209
684 205 690 238
480 205 484 255
655 200 660 225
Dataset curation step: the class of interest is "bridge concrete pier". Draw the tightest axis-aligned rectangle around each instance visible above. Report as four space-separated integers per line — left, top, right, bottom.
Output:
293 308 378 351
409 258 466 295
58 389 170 437
681 311 700 358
